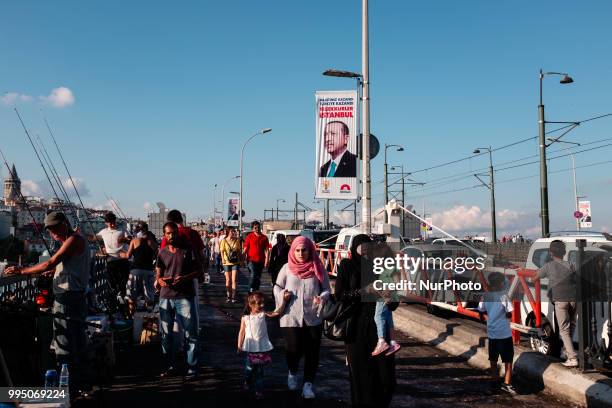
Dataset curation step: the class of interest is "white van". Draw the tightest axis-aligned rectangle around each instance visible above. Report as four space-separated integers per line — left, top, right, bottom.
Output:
515 232 612 355
328 227 364 274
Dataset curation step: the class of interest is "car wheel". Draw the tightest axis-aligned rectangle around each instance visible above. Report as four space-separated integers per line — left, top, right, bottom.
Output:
527 315 557 356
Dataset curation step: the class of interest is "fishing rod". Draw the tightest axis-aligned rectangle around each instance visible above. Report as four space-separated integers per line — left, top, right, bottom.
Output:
104 193 129 223
0 148 52 254
43 117 103 251
14 108 68 215
103 193 122 218
109 195 129 222
34 134 79 224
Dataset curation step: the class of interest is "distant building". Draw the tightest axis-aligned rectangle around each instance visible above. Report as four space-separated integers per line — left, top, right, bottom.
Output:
3 164 22 207
0 211 11 240
402 208 421 239
147 203 185 238
16 206 46 228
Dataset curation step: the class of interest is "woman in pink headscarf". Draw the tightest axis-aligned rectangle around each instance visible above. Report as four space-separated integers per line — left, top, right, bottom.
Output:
273 236 331 400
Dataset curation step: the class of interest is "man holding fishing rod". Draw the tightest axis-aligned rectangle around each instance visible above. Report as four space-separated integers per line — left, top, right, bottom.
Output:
5 211 91 391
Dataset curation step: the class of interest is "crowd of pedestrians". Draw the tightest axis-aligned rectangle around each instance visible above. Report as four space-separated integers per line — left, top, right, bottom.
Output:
4 207 590 406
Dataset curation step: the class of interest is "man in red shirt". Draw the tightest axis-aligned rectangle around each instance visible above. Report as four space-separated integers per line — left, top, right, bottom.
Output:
243 220 269 292
160 210 205 273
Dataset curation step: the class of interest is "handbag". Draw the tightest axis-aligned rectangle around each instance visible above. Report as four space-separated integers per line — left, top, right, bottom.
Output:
224 239 240 263
321 294 357 341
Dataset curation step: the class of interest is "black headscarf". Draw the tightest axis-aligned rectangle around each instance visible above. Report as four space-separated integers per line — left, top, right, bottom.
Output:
350 234 372 268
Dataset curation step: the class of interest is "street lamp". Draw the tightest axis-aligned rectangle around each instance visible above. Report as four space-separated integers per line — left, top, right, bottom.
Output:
384 144 404 222
473 147 497 242
212 183 218 227
538 69 574 237
276 199 286 221
239 128 272 232
390 166 424 237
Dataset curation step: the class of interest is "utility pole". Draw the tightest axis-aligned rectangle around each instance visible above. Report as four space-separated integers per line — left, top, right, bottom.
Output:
294 192 298 229
325 199 330 229
361 0 371 234
571 155 580 231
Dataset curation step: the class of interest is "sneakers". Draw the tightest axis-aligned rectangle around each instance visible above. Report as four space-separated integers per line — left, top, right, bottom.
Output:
371 338 390 356
385 340 401 356
302 382 315 399
184 369 198 381
562 358 578 367
226 297 231 303
500 382 517 395
160 367 176 378
287 372 298 390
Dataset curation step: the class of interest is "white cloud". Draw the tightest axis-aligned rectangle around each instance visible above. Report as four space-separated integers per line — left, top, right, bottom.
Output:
306 210 323 223
1 92 33 105
40 87 75 108
61 177 90 197
3 87 75 108
430 205 539 237
21 180 44 196
332 211 354 226
20 177 90 199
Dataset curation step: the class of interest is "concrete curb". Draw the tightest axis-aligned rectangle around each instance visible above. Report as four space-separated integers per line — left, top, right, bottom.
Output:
394 305 612 407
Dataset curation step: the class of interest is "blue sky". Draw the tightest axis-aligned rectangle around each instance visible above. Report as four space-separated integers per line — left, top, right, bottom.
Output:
1 1 611 236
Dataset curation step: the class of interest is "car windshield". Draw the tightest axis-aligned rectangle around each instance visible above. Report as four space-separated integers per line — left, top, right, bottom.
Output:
313 231 338 244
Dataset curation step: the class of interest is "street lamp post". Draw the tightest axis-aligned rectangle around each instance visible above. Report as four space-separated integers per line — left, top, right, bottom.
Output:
389 166 424 238
538 69 574 237
473 147 497 242
321 0 371 233
239 128 272 232
384 144 404 223
212 183 218 228
276 199 285 221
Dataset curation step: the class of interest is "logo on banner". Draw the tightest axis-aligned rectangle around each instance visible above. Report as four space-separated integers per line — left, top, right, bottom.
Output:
340 184 351 193
322 179 331 193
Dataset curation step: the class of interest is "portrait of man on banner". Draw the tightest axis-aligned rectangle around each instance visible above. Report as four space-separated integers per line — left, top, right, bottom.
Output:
227 198 239 221
319 120 357 178
314 90 358 199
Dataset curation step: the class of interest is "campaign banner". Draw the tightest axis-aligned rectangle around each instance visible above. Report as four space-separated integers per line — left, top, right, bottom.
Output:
315 90 358 199
579 200 592 228
227 198 239 226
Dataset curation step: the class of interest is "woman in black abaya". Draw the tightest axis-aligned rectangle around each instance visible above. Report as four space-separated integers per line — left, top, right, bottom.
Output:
334 234 396 408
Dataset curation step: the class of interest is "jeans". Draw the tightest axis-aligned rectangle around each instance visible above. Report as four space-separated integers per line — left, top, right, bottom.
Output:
215 254 222 273
159 297 199 370
53 291 87 389
374 301 393 340
248 262 264 292
126 269 155 303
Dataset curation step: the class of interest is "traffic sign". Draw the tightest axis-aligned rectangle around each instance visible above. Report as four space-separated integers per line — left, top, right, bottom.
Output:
357 133 380 160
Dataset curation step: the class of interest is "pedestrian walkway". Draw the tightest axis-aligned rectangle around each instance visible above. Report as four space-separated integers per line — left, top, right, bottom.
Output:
77 267 570 408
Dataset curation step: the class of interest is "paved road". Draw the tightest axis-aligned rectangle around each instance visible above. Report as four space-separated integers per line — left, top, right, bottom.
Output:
78 267 573 408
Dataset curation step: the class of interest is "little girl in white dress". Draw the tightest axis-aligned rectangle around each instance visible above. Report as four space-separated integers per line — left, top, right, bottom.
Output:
237 289 290 399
